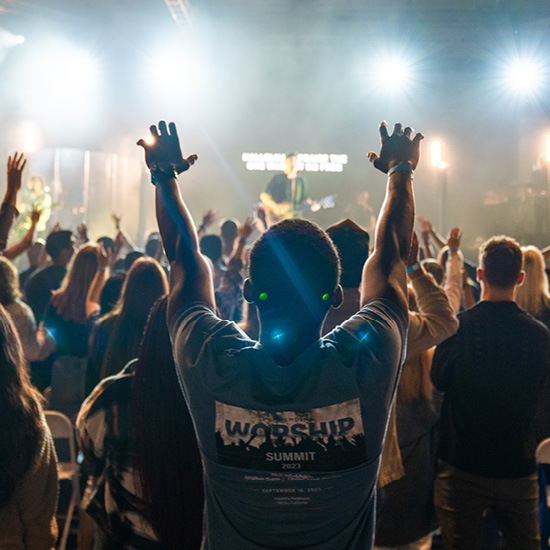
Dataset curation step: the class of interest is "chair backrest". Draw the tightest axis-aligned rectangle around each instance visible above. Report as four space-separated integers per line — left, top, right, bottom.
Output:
537 438 550 465
44 410 77 472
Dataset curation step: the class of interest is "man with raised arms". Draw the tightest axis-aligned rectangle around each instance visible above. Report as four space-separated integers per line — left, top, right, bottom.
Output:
138 120 423 549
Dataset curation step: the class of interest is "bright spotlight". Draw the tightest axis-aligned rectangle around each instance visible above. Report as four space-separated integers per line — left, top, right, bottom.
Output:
503 58 546 95
146 44 211 99
15 35 25 45
27 42 101 117
144 135 155 145
431 141 447 169
372 54 414 92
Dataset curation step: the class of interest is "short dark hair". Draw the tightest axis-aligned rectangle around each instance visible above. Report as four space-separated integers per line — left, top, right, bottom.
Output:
97 236 115 252
145 236 161 258
326 219 369 289
248 218 340 306
219 219 239 242
479 235 522 289
45 230 73 260
124 250 144 272
200 235 223 264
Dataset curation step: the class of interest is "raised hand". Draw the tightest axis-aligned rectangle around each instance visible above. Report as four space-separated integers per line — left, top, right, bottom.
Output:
30 204 42 225
111 211 121 230
202 208 217 228
7 152 27 194
367 122 423 174
446 227 463 250
137 121 197 176
96 241 111 270
76 222 89 243
238 217 257 241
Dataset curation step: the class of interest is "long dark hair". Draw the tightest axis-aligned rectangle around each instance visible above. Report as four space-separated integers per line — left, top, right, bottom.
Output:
100 257 168 380
131 297 203 550
0 304 45 507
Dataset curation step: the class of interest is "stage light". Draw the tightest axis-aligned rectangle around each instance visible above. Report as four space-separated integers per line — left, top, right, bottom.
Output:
26 42 101 118
144 135 155 145
370 53 415 93
146 44 210 99
503 57 546 95
431 141 446 169
15 35 25 45
23 123 37 152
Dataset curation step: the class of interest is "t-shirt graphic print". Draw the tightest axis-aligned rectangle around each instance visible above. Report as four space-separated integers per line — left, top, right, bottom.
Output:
215 398 366 472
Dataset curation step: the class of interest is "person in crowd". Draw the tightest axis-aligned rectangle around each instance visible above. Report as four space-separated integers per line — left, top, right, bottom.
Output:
199 234 225 288
24 229 76 322
0 256 55 363
18 239 46 289
137 120 422 548
43 243 101 417
259 151 309 224
77 296 203 550
0 304 58 549
374 234 458 549
0 152 27 252
219 217 239 261
515 245 550 329
214 217 255 321
86 256 168 396
431 235 550 550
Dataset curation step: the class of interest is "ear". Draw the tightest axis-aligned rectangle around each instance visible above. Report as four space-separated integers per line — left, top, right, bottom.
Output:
516 270 525 286
331 284 343 309
476 268 483 283
243 279 254 303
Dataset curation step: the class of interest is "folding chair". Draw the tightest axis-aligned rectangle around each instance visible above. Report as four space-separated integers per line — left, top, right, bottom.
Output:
45 410 80 550
536 438 550 550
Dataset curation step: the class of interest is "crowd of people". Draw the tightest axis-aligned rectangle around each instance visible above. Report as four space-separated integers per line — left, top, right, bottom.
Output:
1 121 550 550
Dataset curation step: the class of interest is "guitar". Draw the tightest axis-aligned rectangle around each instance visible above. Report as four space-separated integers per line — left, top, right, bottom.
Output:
259 193 335 225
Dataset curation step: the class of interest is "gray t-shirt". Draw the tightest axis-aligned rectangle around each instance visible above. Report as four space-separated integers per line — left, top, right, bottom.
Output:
171 299 406 549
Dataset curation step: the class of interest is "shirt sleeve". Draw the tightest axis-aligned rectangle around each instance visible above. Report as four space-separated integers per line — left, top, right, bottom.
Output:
444 252 462 314
407 272 459 357
16 421 59 550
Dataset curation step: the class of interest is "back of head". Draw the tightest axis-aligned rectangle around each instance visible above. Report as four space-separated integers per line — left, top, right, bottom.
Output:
97 236 115 254
219 218 239 242
200 235 223 264
131 297 203 550
515 245 550 317
52 243 98 322
116 257 168 322
27 239 45 267
100 257 168 378
45 230 73 261
124 250 144 272
248 218 340 318
326 219 369 289
0 257 21 306
478 235 522 290
145 237 160 258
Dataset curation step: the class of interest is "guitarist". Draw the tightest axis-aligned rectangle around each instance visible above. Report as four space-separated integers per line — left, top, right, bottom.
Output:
259 152 309 224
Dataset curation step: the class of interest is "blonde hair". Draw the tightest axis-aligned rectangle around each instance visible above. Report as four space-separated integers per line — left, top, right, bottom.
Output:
515 246 550 317
51 244 98 323
396 348 434 404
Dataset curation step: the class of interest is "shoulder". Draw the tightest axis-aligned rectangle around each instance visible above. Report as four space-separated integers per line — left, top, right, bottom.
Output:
78 368 134 423
326 298 407 349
